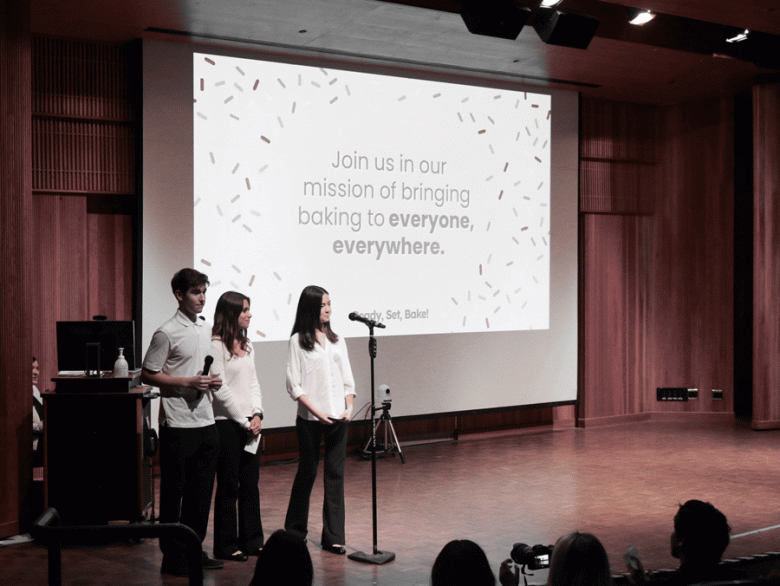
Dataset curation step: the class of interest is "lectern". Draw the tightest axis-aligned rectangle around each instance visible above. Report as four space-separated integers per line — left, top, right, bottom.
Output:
43 373 153 525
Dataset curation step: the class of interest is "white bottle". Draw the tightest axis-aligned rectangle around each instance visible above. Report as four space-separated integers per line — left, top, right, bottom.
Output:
114 347 129 378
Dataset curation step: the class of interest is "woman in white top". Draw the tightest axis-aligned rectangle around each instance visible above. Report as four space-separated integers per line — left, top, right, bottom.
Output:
284 285 355 555
211 291 264 561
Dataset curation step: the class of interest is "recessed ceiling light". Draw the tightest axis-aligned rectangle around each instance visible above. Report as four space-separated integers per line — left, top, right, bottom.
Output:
628 9 655 25
541 0 562 7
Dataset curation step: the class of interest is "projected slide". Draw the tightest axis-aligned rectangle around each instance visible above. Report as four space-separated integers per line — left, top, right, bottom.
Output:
193 52 551 342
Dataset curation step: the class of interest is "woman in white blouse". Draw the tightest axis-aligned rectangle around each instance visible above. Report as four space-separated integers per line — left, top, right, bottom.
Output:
211 291 264 561
284 285 355 555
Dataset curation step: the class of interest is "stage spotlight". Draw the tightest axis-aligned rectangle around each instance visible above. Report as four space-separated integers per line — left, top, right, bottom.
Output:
627 8 655 25
726 29 750 43
460 0 532 40
533 8 600 50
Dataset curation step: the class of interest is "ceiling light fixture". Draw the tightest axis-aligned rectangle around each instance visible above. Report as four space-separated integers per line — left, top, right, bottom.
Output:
726 29 750 43
627 8 655 25
541 0 562 7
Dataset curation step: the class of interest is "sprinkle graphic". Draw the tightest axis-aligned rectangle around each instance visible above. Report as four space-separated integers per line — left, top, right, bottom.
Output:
193 51 551 340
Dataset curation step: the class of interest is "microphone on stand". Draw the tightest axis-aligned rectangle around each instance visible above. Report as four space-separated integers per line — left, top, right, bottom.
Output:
349 312 386 329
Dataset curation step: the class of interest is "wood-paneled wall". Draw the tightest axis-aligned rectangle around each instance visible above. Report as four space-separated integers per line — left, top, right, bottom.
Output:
752 83 780 429
0 0 33 538
579 97 736 426
30 39 136 394
579 100 655 426
650 98 735 417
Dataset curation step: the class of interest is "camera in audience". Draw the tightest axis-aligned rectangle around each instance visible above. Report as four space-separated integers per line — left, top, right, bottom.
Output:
510 543 552 570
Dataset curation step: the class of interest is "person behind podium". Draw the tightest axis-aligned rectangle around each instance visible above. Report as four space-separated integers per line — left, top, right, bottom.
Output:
32 357 44 468
141 268 249 577
284 285 355 555
210 291 264 561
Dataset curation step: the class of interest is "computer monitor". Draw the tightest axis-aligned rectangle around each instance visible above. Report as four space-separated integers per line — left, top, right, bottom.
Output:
56 320 136 374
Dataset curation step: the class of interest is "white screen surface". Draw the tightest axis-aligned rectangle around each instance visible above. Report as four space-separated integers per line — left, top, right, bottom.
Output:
193 53 551 339
142 40 578 430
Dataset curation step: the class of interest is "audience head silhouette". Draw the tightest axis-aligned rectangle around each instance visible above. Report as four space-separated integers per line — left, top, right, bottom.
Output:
672 500 730 565
431 539 496 586
547 532 612 586
249 529 312 586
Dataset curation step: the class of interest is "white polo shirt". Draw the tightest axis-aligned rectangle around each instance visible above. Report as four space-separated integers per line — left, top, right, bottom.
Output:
143 310 215 428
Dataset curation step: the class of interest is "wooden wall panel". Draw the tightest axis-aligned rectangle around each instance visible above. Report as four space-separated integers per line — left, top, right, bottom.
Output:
752 83 780 429
32 118 135 193
579 97 735 425
580 99 659 215
88 210 134 320
32 38 133 121
29 36 136 397
579 213 650 425
0 0 33 536
650 98 734 414
578 99 655 426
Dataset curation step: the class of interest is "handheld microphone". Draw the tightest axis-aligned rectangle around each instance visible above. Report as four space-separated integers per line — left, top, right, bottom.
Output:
202 355 214 376
348 312 386 329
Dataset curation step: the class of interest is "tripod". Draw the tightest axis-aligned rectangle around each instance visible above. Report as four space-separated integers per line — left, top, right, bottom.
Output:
362 402 405 463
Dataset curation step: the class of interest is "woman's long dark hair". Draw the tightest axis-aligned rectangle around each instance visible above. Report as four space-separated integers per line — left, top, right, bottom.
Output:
430 539 495 586
212 291 250 357
291 285 338 351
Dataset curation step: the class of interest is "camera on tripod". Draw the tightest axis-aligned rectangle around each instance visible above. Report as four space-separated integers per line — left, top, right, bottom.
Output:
511 543 552 570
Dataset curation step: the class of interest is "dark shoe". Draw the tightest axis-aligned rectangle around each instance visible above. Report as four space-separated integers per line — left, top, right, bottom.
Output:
202 553 224 570
323 544 346 555
160 557 188 577
214 551 249 562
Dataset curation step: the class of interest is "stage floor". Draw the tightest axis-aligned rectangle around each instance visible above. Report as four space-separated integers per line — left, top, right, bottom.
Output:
3 419 780 586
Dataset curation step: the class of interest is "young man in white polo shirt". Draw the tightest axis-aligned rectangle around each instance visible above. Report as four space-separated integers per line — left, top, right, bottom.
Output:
142 268 247 577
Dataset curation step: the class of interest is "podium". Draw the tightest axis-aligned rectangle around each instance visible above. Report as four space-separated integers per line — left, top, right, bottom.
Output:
43 374 154 525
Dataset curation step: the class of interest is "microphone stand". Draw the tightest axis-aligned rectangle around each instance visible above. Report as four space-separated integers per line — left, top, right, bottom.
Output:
348 321 395 565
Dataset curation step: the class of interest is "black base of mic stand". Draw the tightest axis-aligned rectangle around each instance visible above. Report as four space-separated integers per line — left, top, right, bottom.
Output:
348 549 396 565
347 323 395 566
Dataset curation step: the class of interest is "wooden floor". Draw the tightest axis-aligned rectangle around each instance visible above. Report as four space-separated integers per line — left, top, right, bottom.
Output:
3 419 780 586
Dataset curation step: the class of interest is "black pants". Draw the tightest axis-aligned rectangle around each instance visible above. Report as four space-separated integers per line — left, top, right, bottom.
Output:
158 424 219 564
214 419 263 556
284 416 348 546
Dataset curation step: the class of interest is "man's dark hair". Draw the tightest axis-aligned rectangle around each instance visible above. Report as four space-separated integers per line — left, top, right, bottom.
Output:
674 499 730 563
170 268 209 296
